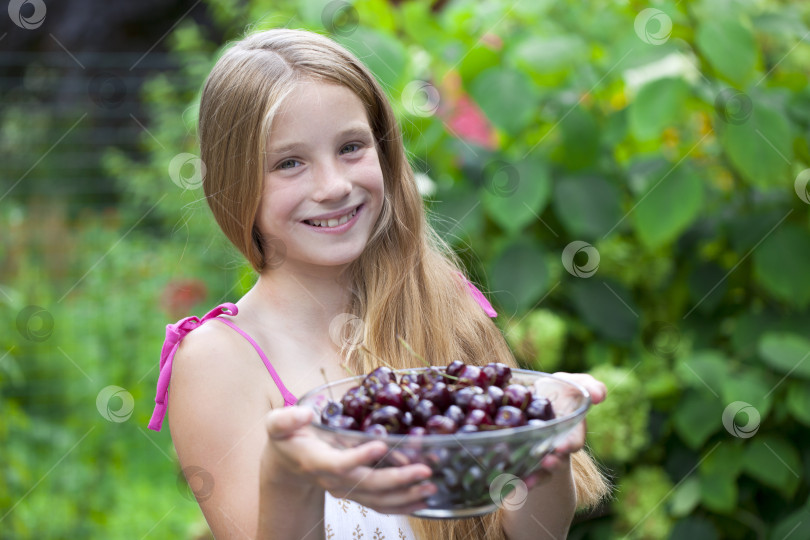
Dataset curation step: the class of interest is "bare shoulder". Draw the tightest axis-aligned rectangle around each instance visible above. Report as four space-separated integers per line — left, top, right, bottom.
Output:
167 317 276 440
167 318 275 537
169 319 269 392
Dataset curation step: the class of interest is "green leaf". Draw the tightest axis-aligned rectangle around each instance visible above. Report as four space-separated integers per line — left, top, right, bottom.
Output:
629 78 690 141
632 164 703 249
568 279 640 343
552 175 623 240
430 186 484 242
470 67 537 136
512 35 588 76
695 18 757 85
698 441 743 513
669 476 701 517
481 157 551 234
753 225 810 308
770 506 810 540
787 381 810 426
489 238 549 314
721 369 773 418
700 442 744 480
758 332 810 380
687 263 727 313
742 436 802 497
672 390 724 449
675 351 730 397
459 44 501 85
554 106 600 170
670 517 719 540
699 471 738 514
719 101 793 189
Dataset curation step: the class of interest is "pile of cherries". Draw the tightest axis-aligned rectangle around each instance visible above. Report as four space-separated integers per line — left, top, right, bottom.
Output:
320 361 555 436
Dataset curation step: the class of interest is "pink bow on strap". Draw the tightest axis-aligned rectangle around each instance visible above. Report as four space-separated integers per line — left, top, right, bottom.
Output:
462 276 498 318
147 303 238 431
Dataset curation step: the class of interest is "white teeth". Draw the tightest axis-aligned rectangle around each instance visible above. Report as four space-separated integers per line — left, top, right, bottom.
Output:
307 207 358 228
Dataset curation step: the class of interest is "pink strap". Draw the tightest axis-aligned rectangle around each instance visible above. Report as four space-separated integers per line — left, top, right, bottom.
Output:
147 303 296 432
461 275 498 318
213 318 298 407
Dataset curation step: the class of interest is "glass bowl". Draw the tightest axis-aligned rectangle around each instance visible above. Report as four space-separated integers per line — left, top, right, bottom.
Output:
297 367 591 519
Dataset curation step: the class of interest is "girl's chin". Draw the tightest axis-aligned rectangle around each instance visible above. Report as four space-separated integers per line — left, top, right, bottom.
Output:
291 246 368 268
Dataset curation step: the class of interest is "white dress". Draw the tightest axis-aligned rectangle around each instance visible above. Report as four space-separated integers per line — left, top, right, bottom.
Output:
324 492 416 539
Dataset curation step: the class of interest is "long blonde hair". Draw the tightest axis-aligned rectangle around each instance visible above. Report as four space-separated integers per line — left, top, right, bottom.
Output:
199 27 608 539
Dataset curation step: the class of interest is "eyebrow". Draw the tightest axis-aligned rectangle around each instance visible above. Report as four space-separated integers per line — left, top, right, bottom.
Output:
266 124 374 155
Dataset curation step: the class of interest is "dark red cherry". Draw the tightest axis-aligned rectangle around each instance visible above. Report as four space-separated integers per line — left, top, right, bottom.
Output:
457 424 479 433
400 372 420 386
420 367 445 385
365 366 395 385
341 391 371 422
375 382 404 409
327 414 358 430
321 400 343 424
467 394 497 417
482 363 511 387
445 405 465 425
463 409 494 428
412 399 440 426
446 360 465 378
364 423 389 437
366 405 405 434
408 426 427 436
503 384 531 410
457 365 486 388
494 406 527 428
403 393 420 412
362 379 384 398
420 381 451 411
453 386 484 411
425 415 457 435
486 385 505 406
526 398 555 421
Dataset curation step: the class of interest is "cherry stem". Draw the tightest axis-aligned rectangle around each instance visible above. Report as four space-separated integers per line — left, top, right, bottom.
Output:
341 363 356 377
400 383 418 400
320 367 336 402
396 336 428 366
396 336 459 381
359 344 396 372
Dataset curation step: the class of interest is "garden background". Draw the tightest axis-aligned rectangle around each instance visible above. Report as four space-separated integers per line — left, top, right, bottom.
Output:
2 0 810 538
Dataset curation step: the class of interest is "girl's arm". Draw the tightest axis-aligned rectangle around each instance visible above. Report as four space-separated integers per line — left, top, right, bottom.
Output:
168 322 433 540
502 373 607 540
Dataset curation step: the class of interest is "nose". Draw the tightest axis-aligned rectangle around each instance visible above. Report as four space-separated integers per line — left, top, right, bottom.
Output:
311 159 352 202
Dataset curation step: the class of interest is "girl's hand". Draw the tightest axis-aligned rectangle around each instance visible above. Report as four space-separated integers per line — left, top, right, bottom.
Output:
522 372 606 489
261 406 436 514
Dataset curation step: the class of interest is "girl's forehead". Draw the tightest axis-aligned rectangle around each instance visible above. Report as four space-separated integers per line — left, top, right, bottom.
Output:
266 81 372 146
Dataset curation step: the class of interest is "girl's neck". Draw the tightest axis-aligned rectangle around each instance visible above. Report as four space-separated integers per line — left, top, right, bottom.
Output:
246 263 353 329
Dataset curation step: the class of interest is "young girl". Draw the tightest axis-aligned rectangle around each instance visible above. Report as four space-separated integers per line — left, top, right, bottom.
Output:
148 28 609 539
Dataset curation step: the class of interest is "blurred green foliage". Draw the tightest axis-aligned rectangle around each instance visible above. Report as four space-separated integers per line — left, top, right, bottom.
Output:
2 0 810 538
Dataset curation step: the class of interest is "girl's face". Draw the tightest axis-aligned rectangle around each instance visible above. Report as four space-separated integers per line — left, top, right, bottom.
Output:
257 81 385 272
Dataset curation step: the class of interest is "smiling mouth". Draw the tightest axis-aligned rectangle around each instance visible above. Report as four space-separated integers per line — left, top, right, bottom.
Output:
303 206 360 228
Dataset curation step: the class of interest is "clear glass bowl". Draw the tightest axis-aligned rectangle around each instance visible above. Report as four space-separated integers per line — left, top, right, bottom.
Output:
297 367 591 519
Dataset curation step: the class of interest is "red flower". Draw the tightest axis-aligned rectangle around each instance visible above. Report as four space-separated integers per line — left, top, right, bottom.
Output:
445 94 498 150
438 71 498 150
161 278 207 318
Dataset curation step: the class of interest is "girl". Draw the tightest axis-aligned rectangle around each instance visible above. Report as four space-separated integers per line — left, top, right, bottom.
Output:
148 28 609 539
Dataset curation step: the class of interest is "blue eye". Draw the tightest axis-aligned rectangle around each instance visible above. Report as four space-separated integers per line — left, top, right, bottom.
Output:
340 143 360 155
278 159 300 170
